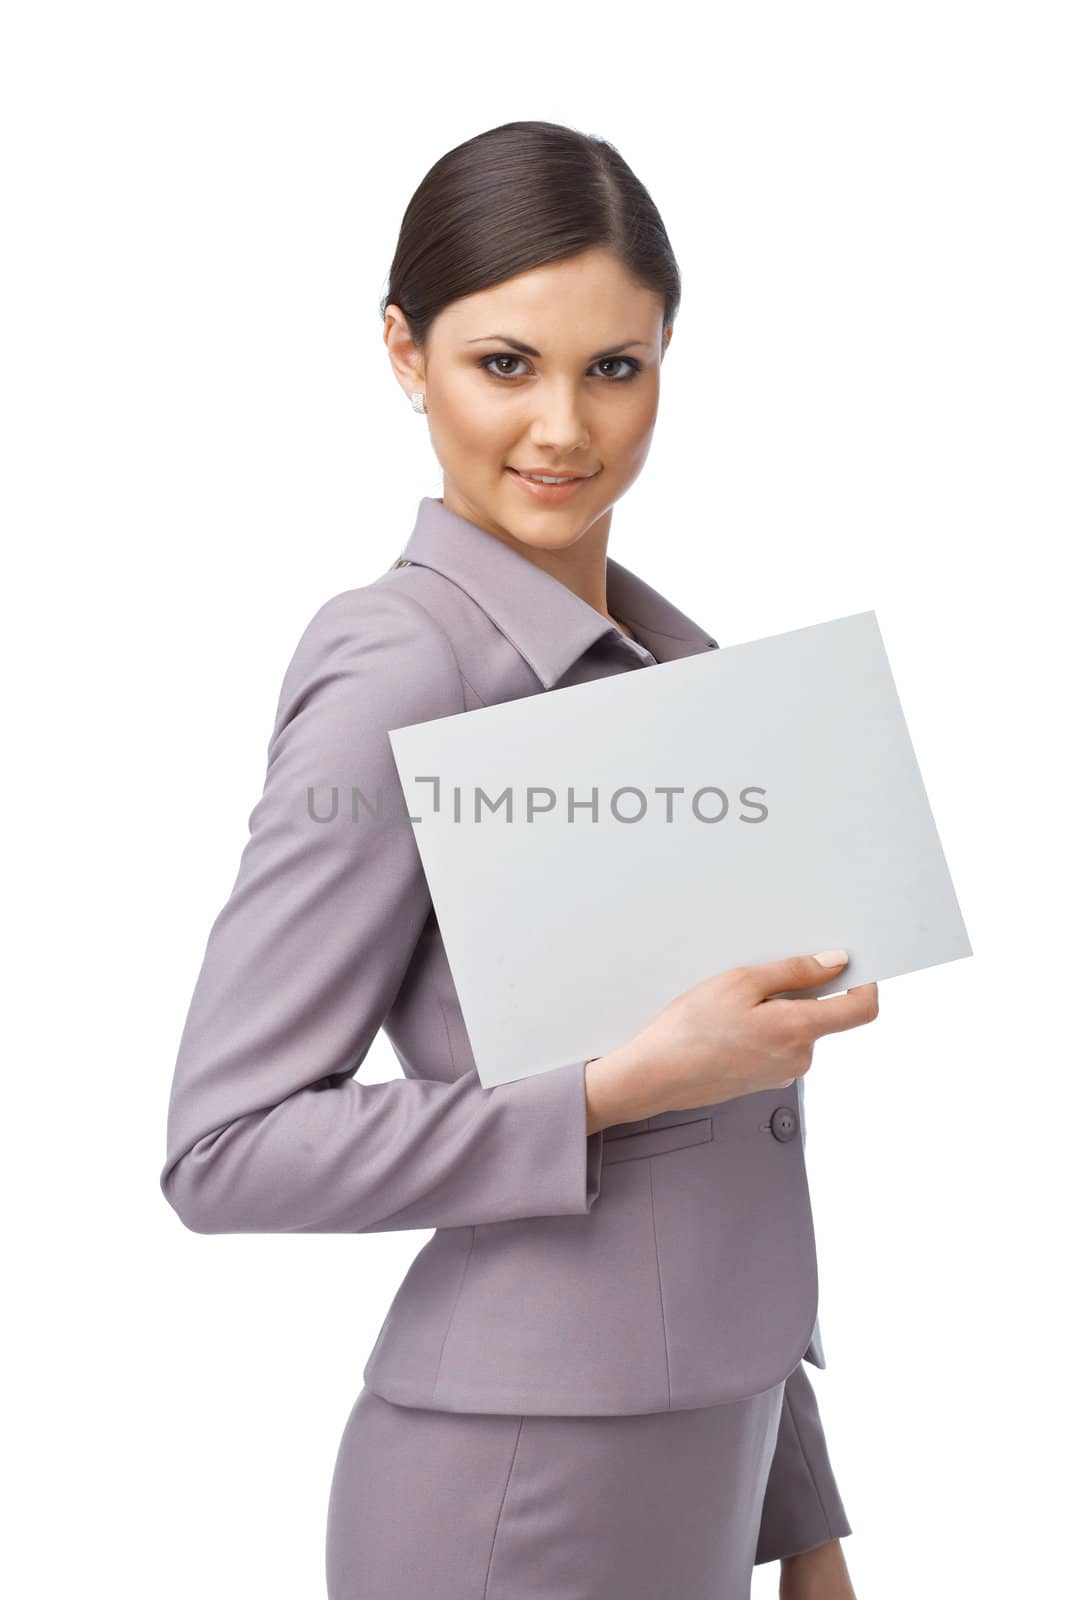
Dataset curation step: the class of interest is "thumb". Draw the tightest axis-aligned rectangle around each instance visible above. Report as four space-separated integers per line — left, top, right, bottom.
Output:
746 949 849 1001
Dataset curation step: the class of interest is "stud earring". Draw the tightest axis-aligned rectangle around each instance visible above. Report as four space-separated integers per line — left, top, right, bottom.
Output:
411 390 426 415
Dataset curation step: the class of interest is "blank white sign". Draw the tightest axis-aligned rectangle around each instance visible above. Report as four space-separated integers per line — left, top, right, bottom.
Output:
388 611 971 1088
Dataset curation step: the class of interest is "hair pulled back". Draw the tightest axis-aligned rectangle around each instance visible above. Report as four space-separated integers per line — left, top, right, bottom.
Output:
381 120 681 350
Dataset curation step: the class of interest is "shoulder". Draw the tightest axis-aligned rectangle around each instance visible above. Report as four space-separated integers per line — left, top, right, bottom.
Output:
273 575 465 739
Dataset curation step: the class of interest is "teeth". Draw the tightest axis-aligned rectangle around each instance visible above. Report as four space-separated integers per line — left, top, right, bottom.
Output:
519 471 581 484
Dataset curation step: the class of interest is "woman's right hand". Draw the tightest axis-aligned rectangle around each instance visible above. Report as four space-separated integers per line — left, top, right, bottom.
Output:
585 950 879 1133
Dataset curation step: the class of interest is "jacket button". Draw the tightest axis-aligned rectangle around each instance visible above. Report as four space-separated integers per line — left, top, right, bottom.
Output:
770 1106 797 1142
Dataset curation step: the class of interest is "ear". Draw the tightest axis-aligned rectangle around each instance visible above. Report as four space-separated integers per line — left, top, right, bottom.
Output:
383 303 424 404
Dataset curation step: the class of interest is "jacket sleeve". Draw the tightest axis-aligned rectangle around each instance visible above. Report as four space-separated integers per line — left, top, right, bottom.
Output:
160 584 606 1235
753 1360 853 1564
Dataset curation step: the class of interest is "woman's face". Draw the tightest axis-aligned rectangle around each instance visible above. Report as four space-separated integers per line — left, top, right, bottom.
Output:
385 247 670 555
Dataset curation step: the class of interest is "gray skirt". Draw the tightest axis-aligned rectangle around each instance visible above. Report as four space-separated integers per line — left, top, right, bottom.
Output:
326 1379 787 1600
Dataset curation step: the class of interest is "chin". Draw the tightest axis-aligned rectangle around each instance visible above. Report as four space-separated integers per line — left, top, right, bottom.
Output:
509 517 601 554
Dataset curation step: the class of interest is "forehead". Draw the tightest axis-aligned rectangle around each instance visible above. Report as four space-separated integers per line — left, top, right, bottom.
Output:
432 249 663 343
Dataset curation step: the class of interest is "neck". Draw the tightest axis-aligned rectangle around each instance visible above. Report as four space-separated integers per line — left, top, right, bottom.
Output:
441 488 619 628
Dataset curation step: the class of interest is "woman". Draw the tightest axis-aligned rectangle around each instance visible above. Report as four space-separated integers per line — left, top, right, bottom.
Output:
160 120 878 1599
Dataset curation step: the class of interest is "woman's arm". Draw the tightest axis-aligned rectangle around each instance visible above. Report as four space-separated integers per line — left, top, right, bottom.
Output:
160 585 605 1234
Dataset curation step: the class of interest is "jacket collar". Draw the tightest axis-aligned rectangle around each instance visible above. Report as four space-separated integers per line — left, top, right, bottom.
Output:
396 496 718 689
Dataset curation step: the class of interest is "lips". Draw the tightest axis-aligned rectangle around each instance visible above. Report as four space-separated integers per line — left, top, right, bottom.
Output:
505 466 600 504
506 467 598 482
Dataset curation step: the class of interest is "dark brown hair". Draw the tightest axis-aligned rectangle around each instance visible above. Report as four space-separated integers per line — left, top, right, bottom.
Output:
381 120 681 350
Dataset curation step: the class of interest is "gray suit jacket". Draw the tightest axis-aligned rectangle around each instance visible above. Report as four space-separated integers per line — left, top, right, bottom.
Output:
160 496 840 1536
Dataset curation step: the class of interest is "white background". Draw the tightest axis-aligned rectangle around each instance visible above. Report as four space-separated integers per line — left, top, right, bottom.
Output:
4 3 1062 1595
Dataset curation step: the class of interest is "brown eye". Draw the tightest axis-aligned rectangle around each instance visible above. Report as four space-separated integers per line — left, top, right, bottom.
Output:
479 354 530 380
595 358 641 382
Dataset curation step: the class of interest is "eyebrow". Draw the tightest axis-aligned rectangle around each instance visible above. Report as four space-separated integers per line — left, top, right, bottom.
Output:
464 335 647 362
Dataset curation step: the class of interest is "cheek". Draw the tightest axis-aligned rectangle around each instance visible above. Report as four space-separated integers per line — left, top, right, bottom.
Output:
435 372 512 452
604 389 660 462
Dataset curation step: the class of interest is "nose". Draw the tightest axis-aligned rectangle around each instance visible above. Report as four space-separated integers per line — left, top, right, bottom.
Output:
526 379 591 457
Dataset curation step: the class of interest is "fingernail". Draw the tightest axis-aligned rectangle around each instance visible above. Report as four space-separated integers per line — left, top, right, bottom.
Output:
814 948 848 967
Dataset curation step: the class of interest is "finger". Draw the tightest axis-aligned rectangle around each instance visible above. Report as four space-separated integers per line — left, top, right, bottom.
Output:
801 981 879 1037
744 950 850 1001
771 981 876 1007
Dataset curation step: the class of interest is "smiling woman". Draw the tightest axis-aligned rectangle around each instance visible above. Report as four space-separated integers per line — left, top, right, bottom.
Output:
377 123 683 613
161 118 857 1600
382 236 669 574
